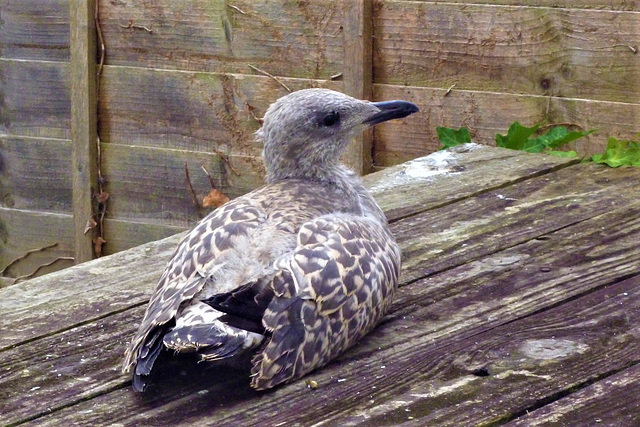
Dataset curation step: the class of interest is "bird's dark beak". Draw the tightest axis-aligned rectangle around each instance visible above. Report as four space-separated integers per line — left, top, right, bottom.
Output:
362 100 419 126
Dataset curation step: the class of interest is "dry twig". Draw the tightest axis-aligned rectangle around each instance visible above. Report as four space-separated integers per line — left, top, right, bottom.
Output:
12 257 75 284
444 83 456 97
184 162 203 219
0 243 59 276
248 64 292 92
227 4 247 15
120 20 153 33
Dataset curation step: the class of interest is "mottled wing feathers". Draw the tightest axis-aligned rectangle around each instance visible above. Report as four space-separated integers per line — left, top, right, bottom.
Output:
251 214 401 390
122 198 267 373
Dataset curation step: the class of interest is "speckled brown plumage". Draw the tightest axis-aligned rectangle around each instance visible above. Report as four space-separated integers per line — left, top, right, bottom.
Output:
122 89 418 391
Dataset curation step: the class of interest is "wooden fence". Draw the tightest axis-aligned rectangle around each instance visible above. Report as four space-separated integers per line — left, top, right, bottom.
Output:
1 0 639 284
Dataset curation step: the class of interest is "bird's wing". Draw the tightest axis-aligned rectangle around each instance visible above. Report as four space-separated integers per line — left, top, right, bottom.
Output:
251 213 401 390
122 197 267 374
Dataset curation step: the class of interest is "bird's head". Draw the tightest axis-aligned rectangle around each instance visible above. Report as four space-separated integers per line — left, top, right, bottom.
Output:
257 88 419 183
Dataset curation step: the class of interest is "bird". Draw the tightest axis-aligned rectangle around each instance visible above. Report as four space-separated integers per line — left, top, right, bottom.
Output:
122 88 419 391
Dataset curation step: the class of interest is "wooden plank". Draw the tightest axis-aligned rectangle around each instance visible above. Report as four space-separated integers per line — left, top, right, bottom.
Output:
70 0 99 264
100 143 263 227
0 228 180 349
0 136 72 213
0 150 635 346
2 58 636 168
392 161 640 284
419 0 640 11
0 0 70 61
372 84 640 166
101 218 184 256
98 65 342 155
11 199 640 427
374 2 640 103
506 363 640 426
0 208 73 284
0 59 70 140
310 275 640 427
363 143 579 221
342 0 373 175
98 0 343 78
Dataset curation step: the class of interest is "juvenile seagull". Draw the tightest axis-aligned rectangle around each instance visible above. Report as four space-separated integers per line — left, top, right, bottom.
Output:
123 88 419 391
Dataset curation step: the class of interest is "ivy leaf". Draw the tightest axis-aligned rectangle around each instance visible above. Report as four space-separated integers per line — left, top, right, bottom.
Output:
525 127 595 153
592 137 640 167
437 126 471 149
547 150 578 158
495 122 540 151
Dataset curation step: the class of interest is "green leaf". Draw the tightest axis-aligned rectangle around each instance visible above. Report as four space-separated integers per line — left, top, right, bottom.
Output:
497 123 594 153
495 122 540 151
591 137 640 167
533 127 595 152
437 126 472 149
547 150 578 158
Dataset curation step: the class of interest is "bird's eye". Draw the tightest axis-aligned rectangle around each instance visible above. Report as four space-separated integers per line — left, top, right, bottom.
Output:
321 112 340 127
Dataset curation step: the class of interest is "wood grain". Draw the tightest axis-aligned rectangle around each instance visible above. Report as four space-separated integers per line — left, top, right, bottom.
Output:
98 65 341 155
98 0 344 78
0 136 72 213
507 362 640 426
363 143 578 221
9 196 640 427
0 0 70 61
100 143 263 227
372 84 640 165
0 208 74 282
374 2 640 103
342 0 373 174
70 0 99 263
0 59 70 140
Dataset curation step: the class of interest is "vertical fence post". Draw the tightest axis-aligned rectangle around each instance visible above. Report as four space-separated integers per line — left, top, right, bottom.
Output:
343 0 373 175
70 0 98 264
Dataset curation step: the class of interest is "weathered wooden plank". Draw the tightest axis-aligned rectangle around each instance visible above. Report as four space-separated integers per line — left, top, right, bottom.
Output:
392 160 640 284
0 307 145 426
101 143 263 227
101 218 184 256
2 58 636 166
70 0 99 263
1 150 637 346
415 0 640 11
342 0 373 174
0 229 179 349
318 274 640 427
98 65 341 155
374 2 640 103
98 0 343 78
506 363 640 426
0 0 70 61
0 136 72 213
372 84 640 165
14 200 640 427
363 143 578 221
0 59 70 140
0 208 74 284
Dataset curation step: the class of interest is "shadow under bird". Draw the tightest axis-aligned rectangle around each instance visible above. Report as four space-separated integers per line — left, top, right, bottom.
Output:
123 88 419 391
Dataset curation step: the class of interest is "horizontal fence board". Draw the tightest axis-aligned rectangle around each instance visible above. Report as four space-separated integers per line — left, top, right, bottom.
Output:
101 143 264 227
0 136 72 213
416 0 640 10
99 0 343 78
0 0 70 61
374 2 640 103
0 59 70 139
0 208 74 283
102 219 184 255
99 65 342 155
372 84 640 166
